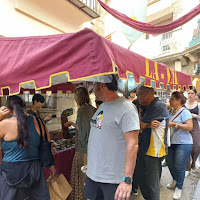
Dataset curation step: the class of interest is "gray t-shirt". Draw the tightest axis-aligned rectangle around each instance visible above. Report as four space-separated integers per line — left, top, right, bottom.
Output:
87 97 140 184
169 108 193 144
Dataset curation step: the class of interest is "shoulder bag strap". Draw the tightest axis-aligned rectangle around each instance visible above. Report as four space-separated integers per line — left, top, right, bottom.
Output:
171 109 184 122
35 117 43 143
39 118 48 142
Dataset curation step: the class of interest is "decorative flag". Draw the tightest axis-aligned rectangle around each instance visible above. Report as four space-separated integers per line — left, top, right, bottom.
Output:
120 0 147 45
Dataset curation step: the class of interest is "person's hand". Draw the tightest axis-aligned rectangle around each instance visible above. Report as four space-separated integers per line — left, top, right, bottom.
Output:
0 106 10 121
64 121 72 127
192 113 198 119
44 115 53 122
169 121 175 127
150 120 160 128
51 147 56 155
114 181 132 200
49 165 57 177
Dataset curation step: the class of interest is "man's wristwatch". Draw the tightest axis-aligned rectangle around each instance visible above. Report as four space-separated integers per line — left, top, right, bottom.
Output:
123 176 133 184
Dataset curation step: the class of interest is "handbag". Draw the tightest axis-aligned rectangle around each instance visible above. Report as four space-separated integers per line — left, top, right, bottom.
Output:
167 108 185 147
46 174 72 200
36 117 55 167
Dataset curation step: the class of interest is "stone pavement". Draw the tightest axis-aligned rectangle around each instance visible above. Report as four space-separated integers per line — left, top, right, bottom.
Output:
192 179 200 200
130 166 200 200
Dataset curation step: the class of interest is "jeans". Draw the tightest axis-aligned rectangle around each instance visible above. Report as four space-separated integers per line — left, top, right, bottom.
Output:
166 144 193 189
137 149 162 200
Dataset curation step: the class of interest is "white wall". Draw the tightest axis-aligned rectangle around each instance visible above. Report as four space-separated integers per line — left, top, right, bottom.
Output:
131 0 200 59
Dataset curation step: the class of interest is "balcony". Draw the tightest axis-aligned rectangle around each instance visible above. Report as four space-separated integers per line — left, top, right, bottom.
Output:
66 0 101 18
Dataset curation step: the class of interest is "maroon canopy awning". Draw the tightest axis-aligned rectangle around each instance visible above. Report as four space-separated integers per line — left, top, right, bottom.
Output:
0 28 192 96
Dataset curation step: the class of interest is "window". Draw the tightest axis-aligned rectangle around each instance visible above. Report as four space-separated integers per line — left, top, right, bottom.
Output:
162 32 172 40
162 44 170 52
162 32 173 53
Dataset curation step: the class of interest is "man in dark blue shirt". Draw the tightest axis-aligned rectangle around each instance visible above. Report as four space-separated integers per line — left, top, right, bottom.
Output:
136 86 169 200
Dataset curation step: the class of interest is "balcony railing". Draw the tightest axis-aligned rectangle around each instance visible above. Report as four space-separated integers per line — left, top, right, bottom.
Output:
66 0 101 18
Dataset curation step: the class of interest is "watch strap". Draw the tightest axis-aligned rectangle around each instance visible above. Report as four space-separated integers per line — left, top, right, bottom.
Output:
123 176 133 184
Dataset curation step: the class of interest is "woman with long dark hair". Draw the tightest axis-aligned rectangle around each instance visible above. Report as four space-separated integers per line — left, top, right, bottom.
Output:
64 87 96 200
0 95 55 200
166 91 193 200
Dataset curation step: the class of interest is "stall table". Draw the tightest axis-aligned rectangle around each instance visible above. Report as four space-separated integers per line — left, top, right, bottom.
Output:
44 146 75 182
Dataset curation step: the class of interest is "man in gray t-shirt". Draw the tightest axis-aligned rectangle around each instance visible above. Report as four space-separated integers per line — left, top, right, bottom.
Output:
84 75 140 200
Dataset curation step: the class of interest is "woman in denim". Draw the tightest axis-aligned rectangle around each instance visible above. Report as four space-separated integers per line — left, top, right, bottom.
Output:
166 91 193 200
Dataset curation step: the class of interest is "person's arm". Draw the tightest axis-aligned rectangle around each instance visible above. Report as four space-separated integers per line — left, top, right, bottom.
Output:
43 115 54 122
0 106 10 139
43 122 57 177
114 130 139 200
140 120 160 130
140 105 163 130
34 117 57 177
169 119 193 131
64 121 78 130
191 103 200 121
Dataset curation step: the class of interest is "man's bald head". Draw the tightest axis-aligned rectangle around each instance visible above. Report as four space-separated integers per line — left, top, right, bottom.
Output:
137 86 155 106
138 86 155 96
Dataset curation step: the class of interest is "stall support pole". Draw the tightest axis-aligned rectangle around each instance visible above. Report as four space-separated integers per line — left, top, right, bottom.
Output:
125 80 128 99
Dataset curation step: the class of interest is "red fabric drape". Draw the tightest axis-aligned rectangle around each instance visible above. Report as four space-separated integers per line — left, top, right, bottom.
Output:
98 0 200 34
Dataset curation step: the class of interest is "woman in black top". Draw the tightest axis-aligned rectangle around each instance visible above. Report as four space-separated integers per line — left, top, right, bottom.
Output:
185 88 200 176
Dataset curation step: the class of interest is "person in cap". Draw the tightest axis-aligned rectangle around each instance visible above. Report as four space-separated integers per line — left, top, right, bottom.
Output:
84 75 140 200
136 86 169 200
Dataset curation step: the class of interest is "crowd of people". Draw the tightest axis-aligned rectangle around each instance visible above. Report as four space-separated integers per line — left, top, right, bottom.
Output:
0 76 200 200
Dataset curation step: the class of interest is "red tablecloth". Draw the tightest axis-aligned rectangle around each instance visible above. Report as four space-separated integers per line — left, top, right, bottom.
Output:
44 147 75 182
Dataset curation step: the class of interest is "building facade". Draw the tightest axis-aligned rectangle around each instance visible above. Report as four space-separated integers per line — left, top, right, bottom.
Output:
130 0 200 90
0 0 105 131
103 0 200 91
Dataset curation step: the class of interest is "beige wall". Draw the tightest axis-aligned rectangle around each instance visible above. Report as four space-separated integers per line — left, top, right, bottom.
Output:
15 0 91 33
46 92 96 132
0 0 62 36
0 0 104 132
0 0 105 37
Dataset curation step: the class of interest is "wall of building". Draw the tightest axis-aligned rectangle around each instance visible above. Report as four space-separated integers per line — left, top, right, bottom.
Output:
0 0 105 37
0 0 105 132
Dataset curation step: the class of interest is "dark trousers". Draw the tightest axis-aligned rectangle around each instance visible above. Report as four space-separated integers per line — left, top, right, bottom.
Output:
132 152 139 192
137 150 162 200
84 177 118 200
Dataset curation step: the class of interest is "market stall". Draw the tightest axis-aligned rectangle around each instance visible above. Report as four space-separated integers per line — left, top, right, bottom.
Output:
0 28 193 181
44 147 75 182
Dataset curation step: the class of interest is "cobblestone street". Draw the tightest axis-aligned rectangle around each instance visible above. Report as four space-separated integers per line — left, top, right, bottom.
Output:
131 166 200 200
